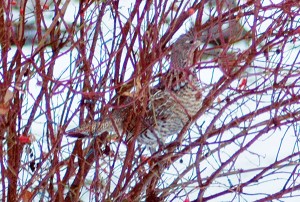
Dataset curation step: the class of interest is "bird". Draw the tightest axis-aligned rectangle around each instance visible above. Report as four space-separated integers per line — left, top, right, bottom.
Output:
66 30 203 148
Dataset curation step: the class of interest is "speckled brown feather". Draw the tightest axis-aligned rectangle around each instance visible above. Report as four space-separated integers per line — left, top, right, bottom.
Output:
66 30 202 147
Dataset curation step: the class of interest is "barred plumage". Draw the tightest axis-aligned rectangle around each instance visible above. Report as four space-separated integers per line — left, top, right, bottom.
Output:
136 31 202 146
66 30 202 148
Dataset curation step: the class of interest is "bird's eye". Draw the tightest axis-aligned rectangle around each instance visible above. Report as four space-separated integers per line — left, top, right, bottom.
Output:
185 40 194 44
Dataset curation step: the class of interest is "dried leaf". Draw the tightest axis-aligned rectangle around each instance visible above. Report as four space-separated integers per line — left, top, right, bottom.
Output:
0 103 9 115
4 89 13 103
22 190 33 202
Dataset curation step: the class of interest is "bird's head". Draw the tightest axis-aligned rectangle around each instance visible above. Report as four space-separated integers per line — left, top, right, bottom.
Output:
171 30 201 70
